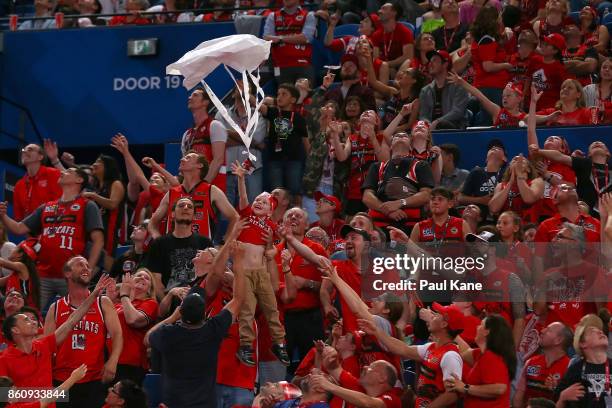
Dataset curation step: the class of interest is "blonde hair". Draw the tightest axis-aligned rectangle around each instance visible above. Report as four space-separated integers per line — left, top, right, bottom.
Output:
556 79 586 109
134 268 157 299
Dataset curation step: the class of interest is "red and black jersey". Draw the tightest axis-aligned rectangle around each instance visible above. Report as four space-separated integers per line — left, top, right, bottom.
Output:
97 183 125 256
523 353 570 401
167 181 216 239
270 7 312 68
52 295 107 383
417 216 464 243
347 133 383 200
37 197 89 279
182 116 226 191
494 109 526 128
563 45 596 86
416 342 460 407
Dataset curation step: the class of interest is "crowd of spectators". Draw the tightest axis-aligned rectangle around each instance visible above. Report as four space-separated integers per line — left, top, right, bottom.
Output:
3 0 612 407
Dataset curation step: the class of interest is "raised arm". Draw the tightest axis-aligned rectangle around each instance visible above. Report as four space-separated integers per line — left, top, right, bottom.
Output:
383 103 412 145
447 71 501 119
142 157 179 187
148 192 170 239
230 160 249 211
357 317 421 360
322 264 374 322
0 202 31 236
204 219 247 298
111 133 150 194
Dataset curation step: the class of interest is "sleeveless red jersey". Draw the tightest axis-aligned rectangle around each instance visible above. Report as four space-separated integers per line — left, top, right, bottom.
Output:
37 197 89 279
417 216 464 243
166 181 216 238
523 353 570 401
271 8 312 68
237 207 277 246
347 133 382 200
416 342 460 407
182 116 226 191
6 273 36 308
53 295 106 383
494 109 526 128
473 268 514 326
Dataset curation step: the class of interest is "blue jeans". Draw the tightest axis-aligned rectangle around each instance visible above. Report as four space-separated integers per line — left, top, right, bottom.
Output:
259 361 287 384
216 384 254 408
226 169 264 206
266 160 304 197
475 87 504 126
302 183 333 224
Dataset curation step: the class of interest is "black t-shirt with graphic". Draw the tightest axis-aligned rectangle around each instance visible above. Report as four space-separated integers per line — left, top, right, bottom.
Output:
461 166 504 220
572 156 612 214
264 106 308 161
145 233 213 289
555 358 612 408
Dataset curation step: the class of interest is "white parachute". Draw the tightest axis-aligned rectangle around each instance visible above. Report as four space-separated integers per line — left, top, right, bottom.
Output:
166 34 271 161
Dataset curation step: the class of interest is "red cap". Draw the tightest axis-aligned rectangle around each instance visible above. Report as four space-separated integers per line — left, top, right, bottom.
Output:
350 330 364 351
368 13 382 30
543 33 566 51
426 49 450 64
278 382 302 400
431 302 465 331
505 82 523 96
314 191 342 215
341 53 359 67
18 238 40 261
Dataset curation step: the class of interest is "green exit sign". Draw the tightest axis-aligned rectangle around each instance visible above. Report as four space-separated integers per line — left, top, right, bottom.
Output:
127 39 158 57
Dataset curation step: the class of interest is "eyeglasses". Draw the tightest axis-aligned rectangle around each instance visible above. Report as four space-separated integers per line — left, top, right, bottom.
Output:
558 184 576 191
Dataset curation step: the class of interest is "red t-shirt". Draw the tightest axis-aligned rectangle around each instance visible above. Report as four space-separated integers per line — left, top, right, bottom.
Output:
0 334 56 388
332 260 362 332
276 238 327 311
537 107 594 126
114 298 158 368
539 261 607 328
13 165 61 221
530 59 567 110
534 213 600 250
237 207 277 246
108 15 150 25
464 349 511 407
310 218 345 243
494 109 526 128
462 315 482 347
371 23 414 62
339 370 401 408
471 37 510 89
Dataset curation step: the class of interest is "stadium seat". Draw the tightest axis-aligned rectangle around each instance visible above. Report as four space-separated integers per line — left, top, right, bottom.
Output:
400 21 416 35
569 11 580 24
333 23 360 38
603 12 612 25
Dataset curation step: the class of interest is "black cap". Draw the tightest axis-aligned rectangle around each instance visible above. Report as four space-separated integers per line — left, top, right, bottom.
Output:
180 292 206 325
340 225 371 241
487 138 506 154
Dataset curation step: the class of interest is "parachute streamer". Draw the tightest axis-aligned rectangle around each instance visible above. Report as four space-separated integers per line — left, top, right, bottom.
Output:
166 34 271 161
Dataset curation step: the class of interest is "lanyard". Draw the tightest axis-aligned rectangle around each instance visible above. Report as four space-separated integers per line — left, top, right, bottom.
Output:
443 26 458 50
383 31 394 59
592 163 609 195
582 359 610 400
432 216 451 251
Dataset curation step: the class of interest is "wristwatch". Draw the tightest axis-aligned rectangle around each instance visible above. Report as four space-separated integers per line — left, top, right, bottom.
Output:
400 198 407 208
464 384 470 395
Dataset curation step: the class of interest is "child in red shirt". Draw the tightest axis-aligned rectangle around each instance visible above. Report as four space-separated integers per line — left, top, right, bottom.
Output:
231 161 289 367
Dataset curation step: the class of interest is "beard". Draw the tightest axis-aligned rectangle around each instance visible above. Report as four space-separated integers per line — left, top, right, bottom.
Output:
174 218 192 226
340 71 358 81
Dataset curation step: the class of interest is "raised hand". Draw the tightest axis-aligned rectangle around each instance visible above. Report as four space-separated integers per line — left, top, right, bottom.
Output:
61 152 76 167
119 272 134 298
69 364 88 382
110 133 129 155
387 226 410 242
141 157 157 168
322 71 335 89
230 160 247 179
43 139 60 162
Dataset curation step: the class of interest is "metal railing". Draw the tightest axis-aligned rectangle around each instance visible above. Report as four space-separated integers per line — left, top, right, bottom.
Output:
0 95 43 147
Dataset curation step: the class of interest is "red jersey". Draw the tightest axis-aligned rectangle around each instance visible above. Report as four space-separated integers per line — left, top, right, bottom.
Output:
415 342 461 407
539 261 607 328
498 180 538 222
537 18 573 41
202 11 233 22
275 238 328 311
496 241 532 282
13 166 61 222
494 108 526 128
521 353 570 401
563 45 595 86
182 116 226 191
200 278 257 390
410 55 432 82
473 267 515 326
270 8 313 68
371 23 414 62
238 207 276 245
328 35 359 54
332 259 362 332
464 349 511 408
417 216 464 243
347 133 383 200
108 15 150 25
530 60 567 110
471 37 510 89
6 273 36 308
529 162 575 219
166 181 216 238
52 295 107 383
462 315 482 347
310 218 345 244
114 298 158 368
37 197 89 279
